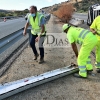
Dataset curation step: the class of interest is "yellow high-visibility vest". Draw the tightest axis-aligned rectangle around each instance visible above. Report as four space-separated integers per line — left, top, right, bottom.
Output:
28 12 46 36
67 27 91 45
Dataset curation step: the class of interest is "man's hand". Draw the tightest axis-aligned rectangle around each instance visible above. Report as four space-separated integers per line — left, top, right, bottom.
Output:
23 30 27 36
23 22 29 36
90 28 97 35
35 36 40 42
92 30 97 35
71 42 78 58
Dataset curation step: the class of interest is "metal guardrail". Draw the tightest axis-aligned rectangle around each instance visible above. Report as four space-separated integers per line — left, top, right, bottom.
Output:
0 28 25 54
0 64 78 100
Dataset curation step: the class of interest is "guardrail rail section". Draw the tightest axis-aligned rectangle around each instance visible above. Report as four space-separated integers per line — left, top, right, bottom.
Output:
0 28 25 54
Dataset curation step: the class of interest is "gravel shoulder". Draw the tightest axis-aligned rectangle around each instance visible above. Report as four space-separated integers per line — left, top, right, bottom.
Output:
0 15 100 100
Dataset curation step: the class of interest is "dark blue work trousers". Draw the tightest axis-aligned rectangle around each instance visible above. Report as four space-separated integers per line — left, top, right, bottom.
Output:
30 34 45 58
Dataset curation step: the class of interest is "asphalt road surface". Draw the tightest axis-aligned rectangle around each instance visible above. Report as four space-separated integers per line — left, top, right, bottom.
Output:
72 13 88 21
0 18 26 39
0 18 28 65
0 13 87 39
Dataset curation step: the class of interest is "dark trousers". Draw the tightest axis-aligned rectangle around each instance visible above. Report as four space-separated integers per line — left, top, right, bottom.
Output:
30 34 45 58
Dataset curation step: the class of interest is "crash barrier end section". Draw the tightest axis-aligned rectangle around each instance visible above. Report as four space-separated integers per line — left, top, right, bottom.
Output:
0 65 78 100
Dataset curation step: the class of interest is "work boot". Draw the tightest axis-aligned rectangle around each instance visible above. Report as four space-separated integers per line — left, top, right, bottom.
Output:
87 70 96 76
39 57 44 64
96 69 100 73
73 73 87 78
34 53 39 60
87 70 93 74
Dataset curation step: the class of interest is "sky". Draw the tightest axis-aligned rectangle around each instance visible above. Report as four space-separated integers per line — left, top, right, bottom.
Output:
0 0 68 10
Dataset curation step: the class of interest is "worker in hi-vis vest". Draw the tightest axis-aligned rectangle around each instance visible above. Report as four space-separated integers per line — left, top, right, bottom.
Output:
62 24 98 78
23 5 46 64
90 16 100 73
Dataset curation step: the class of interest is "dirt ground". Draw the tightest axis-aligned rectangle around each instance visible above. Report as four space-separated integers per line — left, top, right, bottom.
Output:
0 15 100 100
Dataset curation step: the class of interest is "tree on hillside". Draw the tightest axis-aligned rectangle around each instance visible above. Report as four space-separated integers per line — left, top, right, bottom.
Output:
23 9 29 14
74 0 79 9
6 13 13 16
0 12 6 17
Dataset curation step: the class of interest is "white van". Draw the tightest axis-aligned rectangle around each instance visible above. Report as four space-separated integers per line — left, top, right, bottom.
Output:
87 4 100 26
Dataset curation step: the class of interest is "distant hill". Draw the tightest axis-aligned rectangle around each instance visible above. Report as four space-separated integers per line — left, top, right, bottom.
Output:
0 9 28 17
74 0 100 12
40 0 82 13
0 9 9 13
40 0 100 13
0 9 23 13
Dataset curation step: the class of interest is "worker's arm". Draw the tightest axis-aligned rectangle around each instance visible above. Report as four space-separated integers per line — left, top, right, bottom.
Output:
35 17 45 42
23 22 29 36
39 16 45 35
90 28 97 35
90 17 97 35
71 42 78 58
35 24 45 42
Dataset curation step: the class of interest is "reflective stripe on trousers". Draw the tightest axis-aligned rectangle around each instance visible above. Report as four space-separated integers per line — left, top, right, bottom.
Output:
86 56 93 70
79 66 87 77
87 56 91 64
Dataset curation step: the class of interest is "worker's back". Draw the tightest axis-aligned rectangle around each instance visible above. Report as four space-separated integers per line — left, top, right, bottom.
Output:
67 26 94 45
67 27 84 44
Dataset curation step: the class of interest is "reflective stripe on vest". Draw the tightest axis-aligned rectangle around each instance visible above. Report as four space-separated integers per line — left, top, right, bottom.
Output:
29 12 46 35
79 29 86 38
87 61 91 64
77 29 90 45
88 56 91 58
